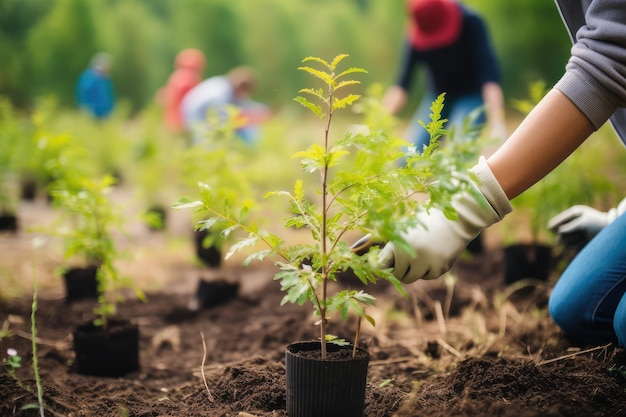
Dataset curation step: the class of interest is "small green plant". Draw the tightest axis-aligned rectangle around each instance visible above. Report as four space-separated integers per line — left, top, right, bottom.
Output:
48 174 144 328
2 260 46 416
29 259 45 417
175 54 481 359
3 348 22 380
176 106 257 262
29 111 144 329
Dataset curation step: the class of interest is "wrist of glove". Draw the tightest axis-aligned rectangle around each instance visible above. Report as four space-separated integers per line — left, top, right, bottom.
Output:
379 157 512 283
547 197 626 240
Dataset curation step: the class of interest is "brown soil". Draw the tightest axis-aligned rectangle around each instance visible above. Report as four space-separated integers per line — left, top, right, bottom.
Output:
1 194 626 417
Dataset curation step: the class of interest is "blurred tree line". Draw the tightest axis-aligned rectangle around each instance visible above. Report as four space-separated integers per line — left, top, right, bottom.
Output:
0 0 571 114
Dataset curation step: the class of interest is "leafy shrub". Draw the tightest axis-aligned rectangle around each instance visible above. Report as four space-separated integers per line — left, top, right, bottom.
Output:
175 54 483 358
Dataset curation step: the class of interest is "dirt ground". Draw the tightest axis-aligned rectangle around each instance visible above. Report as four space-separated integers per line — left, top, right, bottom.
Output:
1 191 626 417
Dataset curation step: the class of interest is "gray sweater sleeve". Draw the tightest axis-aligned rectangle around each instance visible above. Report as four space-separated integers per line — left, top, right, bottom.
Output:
554 0 626 130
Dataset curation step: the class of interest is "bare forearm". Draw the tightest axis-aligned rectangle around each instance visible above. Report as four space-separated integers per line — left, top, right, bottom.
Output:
382 85 408 115
486 88 594 199
481 81 505 127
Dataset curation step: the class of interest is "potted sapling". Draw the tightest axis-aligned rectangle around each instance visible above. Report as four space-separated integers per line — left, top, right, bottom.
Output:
175 54 483 417
32 124 98 302
177 111 258 310
46 169 145 377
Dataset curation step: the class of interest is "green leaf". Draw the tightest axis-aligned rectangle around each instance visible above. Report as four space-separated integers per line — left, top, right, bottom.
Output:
335 67 368 79
352 290 376 305
172 199 203 210
302 56 330 67
297 66 333 85
294 96 323 118
379 270 408 298
243 249 272 266
196 217 220 232
293 143 326 173
333 94 361 111
329 54 348 70
442 205 458 221
326 148 350 168
225 235 259 259
335 80 361 90
294 180 304 202
325 334 350 346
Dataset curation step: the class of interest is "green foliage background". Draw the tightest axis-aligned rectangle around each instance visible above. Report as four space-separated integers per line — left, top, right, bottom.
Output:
1 0 570 113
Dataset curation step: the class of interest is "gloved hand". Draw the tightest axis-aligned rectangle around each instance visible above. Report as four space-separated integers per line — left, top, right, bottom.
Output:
356 157 512 283
547 198 626 241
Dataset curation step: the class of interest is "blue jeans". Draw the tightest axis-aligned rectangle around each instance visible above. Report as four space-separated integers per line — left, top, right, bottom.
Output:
406 93 485 151
549 212 626 347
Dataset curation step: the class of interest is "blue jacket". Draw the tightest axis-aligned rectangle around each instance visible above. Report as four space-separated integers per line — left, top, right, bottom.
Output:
76 68 115 119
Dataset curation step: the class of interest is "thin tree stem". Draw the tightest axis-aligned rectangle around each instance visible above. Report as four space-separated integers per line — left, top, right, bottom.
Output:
353 316 362 359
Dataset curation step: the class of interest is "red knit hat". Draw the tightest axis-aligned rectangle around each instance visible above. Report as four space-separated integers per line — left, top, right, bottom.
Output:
408 0 462 50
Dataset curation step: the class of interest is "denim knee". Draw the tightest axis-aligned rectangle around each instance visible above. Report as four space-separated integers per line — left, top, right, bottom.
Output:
614 296 626 347
548 267 600 344
548 285 578 337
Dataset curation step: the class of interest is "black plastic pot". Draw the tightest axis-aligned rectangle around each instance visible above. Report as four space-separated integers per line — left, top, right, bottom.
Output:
286 341 370 417
72 319 140 377
63 265 99 303
503 243 552 285
0 213 18 232
20 178 38 201
193 278 239 309
194 229 222 268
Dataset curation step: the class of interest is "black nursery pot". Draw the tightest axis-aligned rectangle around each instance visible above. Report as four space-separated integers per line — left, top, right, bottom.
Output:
72 319 140 377
286 341 370 417
194 229 222 268
194 278 239 309
0 213 18 232
503 243 552 285
20 178 38 201
63 265 99 303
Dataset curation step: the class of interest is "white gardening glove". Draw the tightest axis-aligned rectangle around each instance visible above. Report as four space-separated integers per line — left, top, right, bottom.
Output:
547 198 626 240
378 157 512 283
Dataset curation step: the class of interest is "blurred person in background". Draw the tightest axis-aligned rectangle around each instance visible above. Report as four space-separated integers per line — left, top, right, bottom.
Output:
180 66 270 146
383 0 507 151
157 48 206 133
76 52 115 119
356 0 626 348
